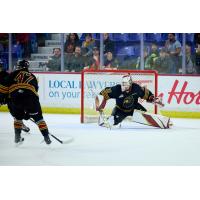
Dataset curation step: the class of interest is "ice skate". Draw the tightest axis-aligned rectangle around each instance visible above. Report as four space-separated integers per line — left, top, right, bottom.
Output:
98 115 113 129
15 129 24 145
44 134 52 145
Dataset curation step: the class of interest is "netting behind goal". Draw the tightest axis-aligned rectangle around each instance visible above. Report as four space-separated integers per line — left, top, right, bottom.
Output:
81 70 158 123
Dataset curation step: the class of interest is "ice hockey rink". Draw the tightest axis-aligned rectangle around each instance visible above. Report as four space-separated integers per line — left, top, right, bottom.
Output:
0 112 200 166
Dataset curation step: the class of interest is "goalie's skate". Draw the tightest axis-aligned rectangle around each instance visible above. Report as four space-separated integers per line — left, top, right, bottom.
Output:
101 119 112 129
98 117 111 128
98 114 113 129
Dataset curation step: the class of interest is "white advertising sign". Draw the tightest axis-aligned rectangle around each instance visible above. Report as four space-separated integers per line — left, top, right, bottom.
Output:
35 73 81 108
34 73 200 112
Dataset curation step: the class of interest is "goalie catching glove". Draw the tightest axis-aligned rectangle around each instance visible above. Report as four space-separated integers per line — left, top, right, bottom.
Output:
147 95 164 107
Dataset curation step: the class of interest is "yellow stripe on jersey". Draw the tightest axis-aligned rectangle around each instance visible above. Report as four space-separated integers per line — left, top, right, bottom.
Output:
9 83 38 96
0 84 9 94
142 87 150 100
116 105 133 112
100 88 111 100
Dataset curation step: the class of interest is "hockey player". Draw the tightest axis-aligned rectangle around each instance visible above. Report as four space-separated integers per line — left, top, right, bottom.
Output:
7 60 51 145
0 60 30 133
96 74 171 129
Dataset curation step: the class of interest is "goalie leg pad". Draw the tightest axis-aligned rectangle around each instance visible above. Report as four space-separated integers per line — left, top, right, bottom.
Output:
132 110 172 129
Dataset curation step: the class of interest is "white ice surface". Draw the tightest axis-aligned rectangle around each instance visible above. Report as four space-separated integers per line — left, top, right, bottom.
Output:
0 112 200 166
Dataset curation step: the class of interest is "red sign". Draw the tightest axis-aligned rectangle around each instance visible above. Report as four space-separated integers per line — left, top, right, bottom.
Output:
159 80 200 105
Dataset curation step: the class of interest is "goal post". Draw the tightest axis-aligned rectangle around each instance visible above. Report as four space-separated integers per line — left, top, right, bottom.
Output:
81 69 158 123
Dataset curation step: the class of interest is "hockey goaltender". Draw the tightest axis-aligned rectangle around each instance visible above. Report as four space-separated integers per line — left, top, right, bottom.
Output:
95 74 172 129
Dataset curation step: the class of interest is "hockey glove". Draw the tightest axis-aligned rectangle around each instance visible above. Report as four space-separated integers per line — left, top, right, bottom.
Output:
148 96 164 107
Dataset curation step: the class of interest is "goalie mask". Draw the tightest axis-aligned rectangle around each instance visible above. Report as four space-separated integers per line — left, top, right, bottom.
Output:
16 60 30 70
121 74 132 92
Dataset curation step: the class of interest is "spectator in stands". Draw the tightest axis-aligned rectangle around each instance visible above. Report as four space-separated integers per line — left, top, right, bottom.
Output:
12 41 22 61
64 34 81 70
15 33 31 58
194 33 200 46
194 34 200 74
103 33 114 55
81 46 89 57
82 33 96 56
154 48 171 74
119 57 138 70
165 33 182 74
29 33 38 53
194 44 200 74
0 43 4 53
36 33 48 47
66 46 86 72
84 46 100 70
185 44 195 74
145 43 159 69
65 43 74 54
64 33 80 54
0 33 8 51
136 48 149 69
46 48 61 71
104 52 119 70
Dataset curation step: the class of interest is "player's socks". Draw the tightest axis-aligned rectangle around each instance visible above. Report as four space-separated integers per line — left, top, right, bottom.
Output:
36 119 52 145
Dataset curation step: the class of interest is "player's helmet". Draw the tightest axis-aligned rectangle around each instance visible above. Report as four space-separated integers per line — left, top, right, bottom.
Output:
121 74 132 92
17 60 30 69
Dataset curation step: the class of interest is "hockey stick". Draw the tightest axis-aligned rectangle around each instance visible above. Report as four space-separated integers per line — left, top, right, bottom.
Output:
29 118 74 144
90 89 119 129
94 94 113 129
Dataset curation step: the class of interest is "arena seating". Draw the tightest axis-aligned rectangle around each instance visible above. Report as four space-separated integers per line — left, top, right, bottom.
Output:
0 33 197 72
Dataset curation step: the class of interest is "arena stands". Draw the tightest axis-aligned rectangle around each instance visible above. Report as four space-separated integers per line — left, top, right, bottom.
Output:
0 33 199 74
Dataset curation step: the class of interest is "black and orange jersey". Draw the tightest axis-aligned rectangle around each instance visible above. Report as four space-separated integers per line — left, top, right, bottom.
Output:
8 68 39 97
0 71 9 96
100 83 154 112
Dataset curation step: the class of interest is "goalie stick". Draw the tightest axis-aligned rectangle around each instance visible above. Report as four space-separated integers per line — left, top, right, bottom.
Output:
29 118 74 144
90 89 112 128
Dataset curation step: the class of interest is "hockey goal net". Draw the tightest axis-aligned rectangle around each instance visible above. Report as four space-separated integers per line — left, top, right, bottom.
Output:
81 70 158 123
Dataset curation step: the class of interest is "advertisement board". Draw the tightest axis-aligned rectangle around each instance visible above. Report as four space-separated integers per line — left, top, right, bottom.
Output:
34 73 200 115
35 73 81 108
